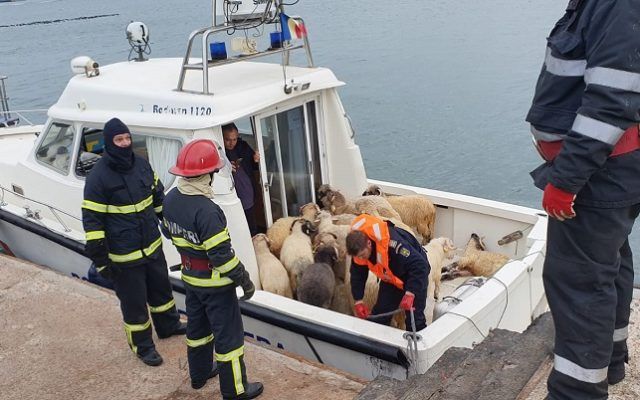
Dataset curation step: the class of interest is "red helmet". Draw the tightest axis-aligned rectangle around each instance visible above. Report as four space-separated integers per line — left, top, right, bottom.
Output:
169 139 225 177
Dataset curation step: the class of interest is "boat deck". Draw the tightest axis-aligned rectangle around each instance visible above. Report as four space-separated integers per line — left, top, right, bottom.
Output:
0 254 365 400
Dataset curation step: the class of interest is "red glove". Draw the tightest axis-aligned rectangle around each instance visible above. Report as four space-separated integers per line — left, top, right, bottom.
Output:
399 292 415 311
354 302 370 319
542 183 576 221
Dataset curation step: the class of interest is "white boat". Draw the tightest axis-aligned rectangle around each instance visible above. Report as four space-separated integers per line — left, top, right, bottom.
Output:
0 0 548 380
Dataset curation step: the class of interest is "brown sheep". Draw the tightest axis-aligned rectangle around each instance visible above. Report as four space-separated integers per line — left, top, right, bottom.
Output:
363 184 437 244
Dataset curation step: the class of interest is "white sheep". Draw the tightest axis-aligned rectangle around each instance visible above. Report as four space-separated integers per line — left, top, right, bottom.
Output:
266 202 319 258
423 237 456 324
279 219 316 296
442 233 510 279
363 184 437 244
252 234 293 299
297 245 339 309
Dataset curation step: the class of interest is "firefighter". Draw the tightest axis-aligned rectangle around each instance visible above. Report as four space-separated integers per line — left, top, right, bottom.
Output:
346 214 430 331
526 1 640 398
162 139 263 399
81 118 185 367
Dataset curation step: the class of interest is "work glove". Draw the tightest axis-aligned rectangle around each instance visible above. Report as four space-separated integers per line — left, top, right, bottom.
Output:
399 292 415 311
354 302 370 319
542 183 576 221
96 262 119 281
239 270 255 301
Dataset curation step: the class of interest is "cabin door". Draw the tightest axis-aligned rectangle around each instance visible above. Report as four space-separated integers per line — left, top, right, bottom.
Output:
255 101 321 225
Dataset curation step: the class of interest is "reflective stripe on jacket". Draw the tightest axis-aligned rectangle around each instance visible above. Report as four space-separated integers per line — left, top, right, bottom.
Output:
526 0 640 207
82 155 164 266
161 187 244 289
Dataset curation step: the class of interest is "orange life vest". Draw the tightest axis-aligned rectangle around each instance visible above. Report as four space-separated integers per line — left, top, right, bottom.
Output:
351 214 404 290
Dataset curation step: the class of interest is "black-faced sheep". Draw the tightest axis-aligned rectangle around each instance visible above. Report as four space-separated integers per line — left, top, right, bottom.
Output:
363 184 437 244
252 234 293 299
442 233 510 279
297 245 339 309
279 218 316 296
266 202 319 258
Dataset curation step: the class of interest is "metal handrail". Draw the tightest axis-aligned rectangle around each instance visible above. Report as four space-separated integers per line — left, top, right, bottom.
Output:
177 8 314 95
0 185 80 233
1 109 48 127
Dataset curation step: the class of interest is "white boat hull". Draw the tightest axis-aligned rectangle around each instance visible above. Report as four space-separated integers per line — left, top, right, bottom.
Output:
0 179 548 380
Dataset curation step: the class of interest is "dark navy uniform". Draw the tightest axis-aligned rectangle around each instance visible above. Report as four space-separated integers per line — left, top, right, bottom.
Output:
526 1 640 398
162 187 250 398
82 152 180 359
350 222 430 331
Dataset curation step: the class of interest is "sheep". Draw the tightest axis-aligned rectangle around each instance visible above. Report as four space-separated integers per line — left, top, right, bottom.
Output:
252 234 293 299
424 237 457 302
279 219 316 296
423 237 456 324
332 213 357 226
266 202 320 258
317 185 401 220
297 245 339 308
363 184 437 244
441 233 510 279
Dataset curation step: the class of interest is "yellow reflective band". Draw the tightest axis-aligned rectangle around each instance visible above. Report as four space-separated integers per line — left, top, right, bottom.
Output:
82 200 108 213
216 346 245 395
172 237 206 251
85 230 105 241
152 172 159 189
108 237 162 263
123 319 151 355
186 334 214 348
124 319 151 332
181 270 234 288
106 195 153 214
217 256 239 274
215 345 244 361
203 229 230 250
149 299 175 313
96 265 107 272
154 205 163 213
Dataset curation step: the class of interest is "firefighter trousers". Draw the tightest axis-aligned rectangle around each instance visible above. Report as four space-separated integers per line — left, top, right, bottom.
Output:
544 204 640 400
112 255 181 357
371 281 427 331
185 285 248 398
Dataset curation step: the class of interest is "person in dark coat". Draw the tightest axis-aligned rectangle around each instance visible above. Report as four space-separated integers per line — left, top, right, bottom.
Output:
222 123 260 236
162 139 263 399
346 214 430 331
526 1 640 398
82 118 185 367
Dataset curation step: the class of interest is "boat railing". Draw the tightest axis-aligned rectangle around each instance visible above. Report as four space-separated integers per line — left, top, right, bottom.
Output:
177 1 314 95
0 185 80 233
1 74 48 127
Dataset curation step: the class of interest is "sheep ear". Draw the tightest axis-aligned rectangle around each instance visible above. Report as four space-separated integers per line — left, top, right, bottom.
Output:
375 187 382 196
361 189 368 196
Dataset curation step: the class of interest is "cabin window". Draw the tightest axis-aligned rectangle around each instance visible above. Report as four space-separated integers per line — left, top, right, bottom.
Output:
75 126 182 187
35 122 75 174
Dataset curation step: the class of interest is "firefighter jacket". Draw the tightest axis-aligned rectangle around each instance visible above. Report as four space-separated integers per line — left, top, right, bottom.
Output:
161 187 245 289
350 216 430 301
526 0 640 207
82 155 164 267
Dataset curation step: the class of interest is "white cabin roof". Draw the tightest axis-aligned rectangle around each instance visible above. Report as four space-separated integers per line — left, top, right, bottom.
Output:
48 58 344 130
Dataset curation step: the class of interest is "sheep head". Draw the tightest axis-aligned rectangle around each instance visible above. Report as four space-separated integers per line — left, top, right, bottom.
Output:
291 218 318 237
313 231 338 250
252 233 270 250
361 184 383 196
314 244 339 267
466 233 486 252
299 202 320 220
317 184 333 200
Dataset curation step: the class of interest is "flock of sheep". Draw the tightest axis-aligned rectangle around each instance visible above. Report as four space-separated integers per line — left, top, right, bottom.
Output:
252 184 511 329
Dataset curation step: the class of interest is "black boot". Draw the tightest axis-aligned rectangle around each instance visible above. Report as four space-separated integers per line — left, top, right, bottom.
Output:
608 364 625 385
138 349 163 366
191 362 220 390
158 321 187 339
223 382 264 400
